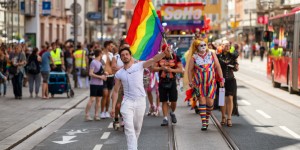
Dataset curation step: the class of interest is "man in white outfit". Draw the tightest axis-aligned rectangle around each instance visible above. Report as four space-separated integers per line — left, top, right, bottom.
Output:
110 47 171 150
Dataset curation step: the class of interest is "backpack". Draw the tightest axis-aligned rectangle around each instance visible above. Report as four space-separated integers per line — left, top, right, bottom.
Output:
27 55 40 74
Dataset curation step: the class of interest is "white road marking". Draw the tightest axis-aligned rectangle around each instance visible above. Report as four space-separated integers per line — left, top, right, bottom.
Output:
108 122 113 128
93 144 103 150
279 126 300 139
240 100 251 105
256 110 272 118
101 132 110 139
52 136 77 144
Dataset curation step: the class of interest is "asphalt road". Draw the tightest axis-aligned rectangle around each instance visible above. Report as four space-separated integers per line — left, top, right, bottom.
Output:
9 57 300 150
213 58 300 150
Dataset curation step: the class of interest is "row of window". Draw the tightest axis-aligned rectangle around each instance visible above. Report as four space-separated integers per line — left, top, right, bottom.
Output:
153 0 219 7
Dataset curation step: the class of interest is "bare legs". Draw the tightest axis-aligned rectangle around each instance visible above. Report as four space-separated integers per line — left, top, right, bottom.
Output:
221 95 233 126
42 82 48 99
85 96 101 120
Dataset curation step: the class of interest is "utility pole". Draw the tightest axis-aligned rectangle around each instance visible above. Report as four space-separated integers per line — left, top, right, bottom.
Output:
249 11 253 62
11 0 13 43
117 3 120 40
18 0 20 39
73 0 77 50
101 0 104 46
73 0 78 88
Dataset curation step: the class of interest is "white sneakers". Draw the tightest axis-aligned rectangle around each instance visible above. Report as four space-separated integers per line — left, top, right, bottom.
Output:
105 112 111 118
100 112 111 119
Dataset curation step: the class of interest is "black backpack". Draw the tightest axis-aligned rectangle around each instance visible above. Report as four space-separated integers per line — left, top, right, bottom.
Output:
27 55 40 74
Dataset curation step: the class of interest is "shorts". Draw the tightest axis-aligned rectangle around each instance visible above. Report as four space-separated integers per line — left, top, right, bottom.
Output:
225 78 237 96
103 76 114 90
159 80 178 102
41 71 50 83
90 85 103 97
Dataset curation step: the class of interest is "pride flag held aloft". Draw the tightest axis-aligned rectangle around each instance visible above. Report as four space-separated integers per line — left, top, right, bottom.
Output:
125 0 164 60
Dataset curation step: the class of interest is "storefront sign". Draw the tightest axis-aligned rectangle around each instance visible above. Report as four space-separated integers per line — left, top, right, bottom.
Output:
161 3 205 30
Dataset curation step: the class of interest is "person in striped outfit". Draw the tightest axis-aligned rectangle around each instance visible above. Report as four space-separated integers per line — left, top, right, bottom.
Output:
187 39 224 131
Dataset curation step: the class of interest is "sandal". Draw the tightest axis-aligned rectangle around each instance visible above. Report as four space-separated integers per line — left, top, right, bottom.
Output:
221 117 226 125
227 119 232 127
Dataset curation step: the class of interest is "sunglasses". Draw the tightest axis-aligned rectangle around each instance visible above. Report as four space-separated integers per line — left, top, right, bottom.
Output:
199 44 206 47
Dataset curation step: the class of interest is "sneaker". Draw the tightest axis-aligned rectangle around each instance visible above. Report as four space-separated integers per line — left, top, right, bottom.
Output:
94 116 100 121
170 112 177 124
161 119 169 126
105 112 111 118
85 116 93 121
201 125 207 131
100 112 106 119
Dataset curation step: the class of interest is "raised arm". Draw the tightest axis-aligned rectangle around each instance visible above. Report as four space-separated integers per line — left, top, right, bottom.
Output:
143 46 172 68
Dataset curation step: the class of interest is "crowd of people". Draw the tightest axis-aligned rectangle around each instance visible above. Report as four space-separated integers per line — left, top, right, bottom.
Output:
0 35 244 150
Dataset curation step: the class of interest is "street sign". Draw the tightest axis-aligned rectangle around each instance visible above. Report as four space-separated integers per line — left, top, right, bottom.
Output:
86 12 102 21
69 15 82 26
20 1 25 14
42 1 51 16
70 3 82 14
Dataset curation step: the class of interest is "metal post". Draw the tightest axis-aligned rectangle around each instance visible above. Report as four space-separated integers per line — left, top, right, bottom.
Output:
117 4 120 40
18 0 20 40
73 0 78 88
101 0 104 46
4 0 7 44
249 11 253 62
11 0 13 42
73 0 77 49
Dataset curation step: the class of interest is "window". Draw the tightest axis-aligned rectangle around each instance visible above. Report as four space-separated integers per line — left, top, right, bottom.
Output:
208 14 218 23
210 0 218 4
200 0 207 4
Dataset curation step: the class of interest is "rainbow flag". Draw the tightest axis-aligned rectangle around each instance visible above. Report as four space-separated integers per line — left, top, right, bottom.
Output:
125 0 164 60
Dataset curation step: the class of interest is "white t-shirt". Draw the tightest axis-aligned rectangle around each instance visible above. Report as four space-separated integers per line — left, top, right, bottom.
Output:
102 52 114 64
115 62 146 100
114 54 124 67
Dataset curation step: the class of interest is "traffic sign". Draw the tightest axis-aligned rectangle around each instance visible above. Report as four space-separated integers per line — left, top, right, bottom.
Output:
42 1 51 16
70 3 82 14
69 15 82 26
86 12 102 21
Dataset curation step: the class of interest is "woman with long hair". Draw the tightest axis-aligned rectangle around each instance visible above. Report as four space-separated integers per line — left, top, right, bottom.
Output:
217 41 239 127
186 39 224 130
27 47 42 98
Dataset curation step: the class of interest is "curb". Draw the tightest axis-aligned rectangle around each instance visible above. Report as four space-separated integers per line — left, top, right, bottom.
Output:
235 72 300 108
0 91 89 150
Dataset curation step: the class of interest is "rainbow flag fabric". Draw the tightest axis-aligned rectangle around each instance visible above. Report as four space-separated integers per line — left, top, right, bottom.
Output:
125 0 164 60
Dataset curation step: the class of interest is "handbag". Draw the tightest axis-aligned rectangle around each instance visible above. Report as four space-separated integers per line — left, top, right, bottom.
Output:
218 88 225 106
80 50 88 77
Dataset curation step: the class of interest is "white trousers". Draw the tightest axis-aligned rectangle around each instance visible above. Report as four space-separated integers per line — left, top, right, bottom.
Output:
120 97 146 150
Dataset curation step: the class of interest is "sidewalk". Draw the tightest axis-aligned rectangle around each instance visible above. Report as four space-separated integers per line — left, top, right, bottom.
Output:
0 79 90 150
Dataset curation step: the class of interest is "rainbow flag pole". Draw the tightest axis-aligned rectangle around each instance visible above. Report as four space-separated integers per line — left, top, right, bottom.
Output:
125 0 169 60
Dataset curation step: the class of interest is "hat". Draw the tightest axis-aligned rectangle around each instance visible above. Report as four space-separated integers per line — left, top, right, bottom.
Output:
162 44 170 51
